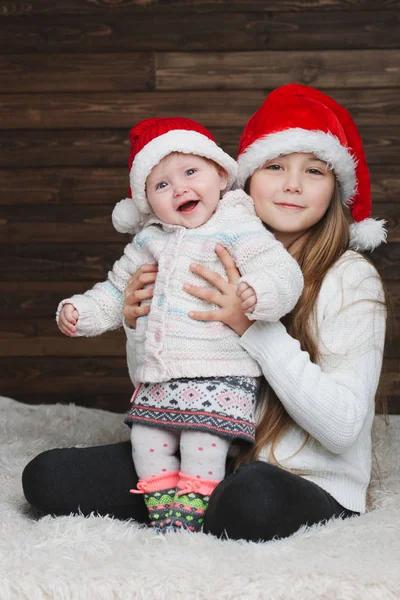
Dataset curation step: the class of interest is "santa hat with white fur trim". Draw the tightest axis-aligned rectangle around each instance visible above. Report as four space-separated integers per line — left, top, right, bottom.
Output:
112 117 237 234
236 84 386 251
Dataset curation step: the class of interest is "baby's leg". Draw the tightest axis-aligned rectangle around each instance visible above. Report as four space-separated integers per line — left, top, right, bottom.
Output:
130 424 180 478
180 430 230 481
170 431 230 532
130 424 180 529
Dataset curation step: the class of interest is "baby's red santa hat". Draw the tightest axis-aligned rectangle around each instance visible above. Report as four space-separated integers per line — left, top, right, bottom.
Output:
112 117 237 234
236 84 386 252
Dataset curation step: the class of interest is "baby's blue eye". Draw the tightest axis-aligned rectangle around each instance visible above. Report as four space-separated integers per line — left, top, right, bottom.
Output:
186 168 196 176
156 181 168 190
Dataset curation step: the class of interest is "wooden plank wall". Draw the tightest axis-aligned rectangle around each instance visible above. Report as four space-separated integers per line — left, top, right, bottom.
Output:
1 0 399 414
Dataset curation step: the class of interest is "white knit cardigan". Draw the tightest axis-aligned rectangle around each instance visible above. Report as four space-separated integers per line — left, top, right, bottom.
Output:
238 250 386 513
57 190 303 384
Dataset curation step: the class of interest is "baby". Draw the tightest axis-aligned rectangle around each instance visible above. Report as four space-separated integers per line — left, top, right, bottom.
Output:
57 117 304 532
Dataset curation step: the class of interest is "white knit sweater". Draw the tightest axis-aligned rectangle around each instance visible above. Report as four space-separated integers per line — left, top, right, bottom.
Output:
238 250 386 513
57 190 303 384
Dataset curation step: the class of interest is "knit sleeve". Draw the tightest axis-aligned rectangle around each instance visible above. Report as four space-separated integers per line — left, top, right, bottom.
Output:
236 242 303 321
238 254 386 454
56 237 154 337
224 197 303 321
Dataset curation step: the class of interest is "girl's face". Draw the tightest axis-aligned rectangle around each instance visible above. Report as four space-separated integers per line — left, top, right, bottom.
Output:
249 152 335 247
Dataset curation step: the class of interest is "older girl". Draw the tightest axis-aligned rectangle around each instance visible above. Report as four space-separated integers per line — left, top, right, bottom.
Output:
23 84 386 542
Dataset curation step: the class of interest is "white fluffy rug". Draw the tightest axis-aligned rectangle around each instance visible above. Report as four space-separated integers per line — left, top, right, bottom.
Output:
1 396 400 600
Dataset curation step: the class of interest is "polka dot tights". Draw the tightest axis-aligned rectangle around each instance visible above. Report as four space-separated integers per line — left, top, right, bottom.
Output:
130 425 230 481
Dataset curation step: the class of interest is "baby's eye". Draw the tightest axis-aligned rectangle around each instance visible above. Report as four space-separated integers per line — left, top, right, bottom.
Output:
156 181 168 190
185 168 196 176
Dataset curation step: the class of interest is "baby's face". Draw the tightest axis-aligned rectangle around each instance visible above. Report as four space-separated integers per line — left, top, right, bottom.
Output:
145 153 228 228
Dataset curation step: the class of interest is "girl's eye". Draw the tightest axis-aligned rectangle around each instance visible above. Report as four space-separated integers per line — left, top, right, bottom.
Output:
307 168 323 175
186 168 196 176
156 181 168 190
265 164 282 171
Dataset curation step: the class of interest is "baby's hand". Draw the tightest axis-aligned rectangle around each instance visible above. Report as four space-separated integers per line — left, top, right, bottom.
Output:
58 304 79 336
237 282 257 314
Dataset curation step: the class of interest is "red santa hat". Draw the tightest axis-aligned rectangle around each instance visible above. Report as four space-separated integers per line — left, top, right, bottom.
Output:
112 117 237 234
236 84 386 251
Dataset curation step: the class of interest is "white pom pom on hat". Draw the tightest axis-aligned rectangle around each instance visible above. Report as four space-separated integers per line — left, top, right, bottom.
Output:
112 198 144 235
349 217 387 252
236 84 387 252
112 117 238 234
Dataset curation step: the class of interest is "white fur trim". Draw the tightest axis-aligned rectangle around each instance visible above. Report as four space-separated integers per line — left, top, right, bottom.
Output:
236 129 357 205
129 130 237 213
349 218 387 252
112 198 144 234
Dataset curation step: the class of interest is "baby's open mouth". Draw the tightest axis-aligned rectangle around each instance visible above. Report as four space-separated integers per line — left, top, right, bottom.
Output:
178 200 199 213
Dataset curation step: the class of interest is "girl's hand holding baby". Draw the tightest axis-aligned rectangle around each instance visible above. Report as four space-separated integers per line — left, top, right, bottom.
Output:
58 304 79 336
184 244 252 337
124 264 158 329
236 282 257 313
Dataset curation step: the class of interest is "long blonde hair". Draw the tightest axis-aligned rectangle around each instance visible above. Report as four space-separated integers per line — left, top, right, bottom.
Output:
236 179 355 468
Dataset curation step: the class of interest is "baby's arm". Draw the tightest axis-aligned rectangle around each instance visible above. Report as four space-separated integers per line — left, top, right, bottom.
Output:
224 193 304 322
57 238 154 337
232 236 303 322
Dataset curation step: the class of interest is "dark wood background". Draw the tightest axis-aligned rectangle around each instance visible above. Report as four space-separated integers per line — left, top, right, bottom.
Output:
1 0 399 414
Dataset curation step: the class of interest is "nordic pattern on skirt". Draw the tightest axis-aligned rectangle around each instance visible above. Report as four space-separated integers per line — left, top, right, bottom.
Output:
125 375 261 443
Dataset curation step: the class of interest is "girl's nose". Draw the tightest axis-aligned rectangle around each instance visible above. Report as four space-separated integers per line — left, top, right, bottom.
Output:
283 172 302 193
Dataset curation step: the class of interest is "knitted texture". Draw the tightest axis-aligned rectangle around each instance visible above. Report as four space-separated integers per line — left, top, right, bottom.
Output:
125 376 260 442
239 251 386 513
56 190 303 385
130 471 179 530
167 491 209 532
167 473 220 532
145 488 176 530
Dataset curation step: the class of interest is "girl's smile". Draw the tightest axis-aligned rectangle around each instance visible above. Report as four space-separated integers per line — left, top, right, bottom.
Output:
273 202 305 211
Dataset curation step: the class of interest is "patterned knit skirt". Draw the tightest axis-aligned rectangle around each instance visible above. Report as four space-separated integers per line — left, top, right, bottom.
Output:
124 376 261 444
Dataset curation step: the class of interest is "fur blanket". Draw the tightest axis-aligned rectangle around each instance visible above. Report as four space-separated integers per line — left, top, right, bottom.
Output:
1 396 399 600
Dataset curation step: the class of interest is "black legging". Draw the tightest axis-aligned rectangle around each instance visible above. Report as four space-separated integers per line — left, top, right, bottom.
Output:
22 441 357 542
